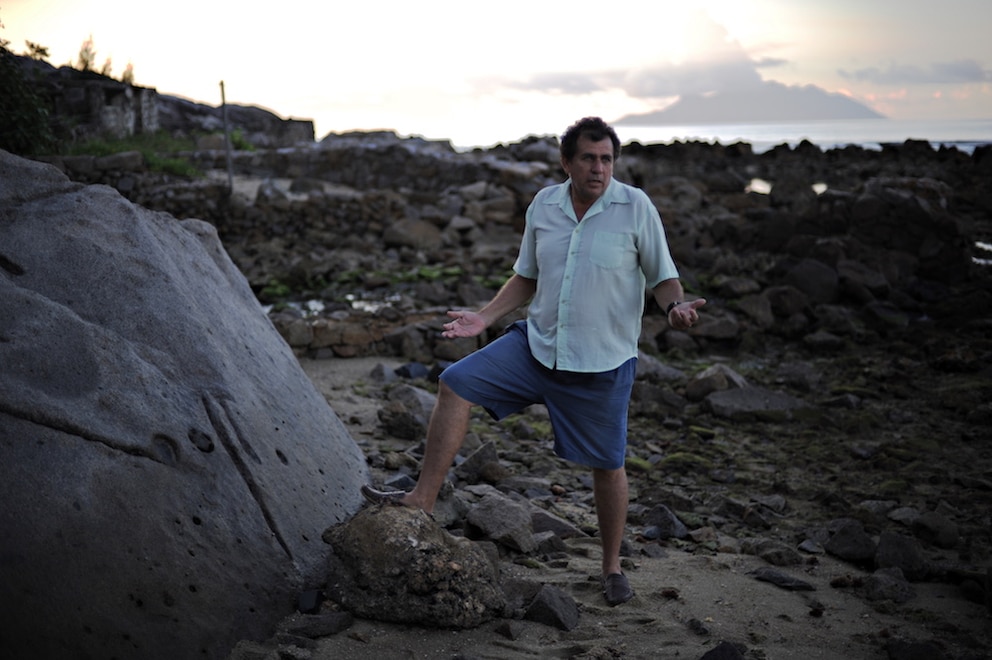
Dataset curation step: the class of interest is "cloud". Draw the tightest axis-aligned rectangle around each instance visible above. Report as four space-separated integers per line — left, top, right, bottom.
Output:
620 59 764 97
507 72 607 96
490 10 770 102
505 57 766 99
754 57 789 70
839 59 992 85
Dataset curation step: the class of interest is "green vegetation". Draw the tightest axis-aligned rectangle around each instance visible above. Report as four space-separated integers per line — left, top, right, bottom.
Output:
658 451 713 473
394 265 464 283
66 132 202 177
624 455 654 473
0 24 56 155
229 128 254 151
259 279 293 302
475 270 514 289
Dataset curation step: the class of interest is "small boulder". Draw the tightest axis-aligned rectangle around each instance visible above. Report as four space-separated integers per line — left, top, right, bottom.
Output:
323 506 505 628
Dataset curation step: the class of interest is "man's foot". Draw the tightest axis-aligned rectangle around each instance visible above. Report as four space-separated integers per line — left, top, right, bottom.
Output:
602 572 634 606
360 484 409 506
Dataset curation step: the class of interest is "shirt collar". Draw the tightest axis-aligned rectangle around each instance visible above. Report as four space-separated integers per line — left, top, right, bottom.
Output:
549 178 630 219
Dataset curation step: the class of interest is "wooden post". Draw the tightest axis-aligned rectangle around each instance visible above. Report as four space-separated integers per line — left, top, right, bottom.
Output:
220 80 234 195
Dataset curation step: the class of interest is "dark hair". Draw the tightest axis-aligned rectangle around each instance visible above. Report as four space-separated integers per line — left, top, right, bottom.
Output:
560 116 621 161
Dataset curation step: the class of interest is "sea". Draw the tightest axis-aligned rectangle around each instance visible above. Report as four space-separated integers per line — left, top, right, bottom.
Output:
612 118 992 155
452 118 992 155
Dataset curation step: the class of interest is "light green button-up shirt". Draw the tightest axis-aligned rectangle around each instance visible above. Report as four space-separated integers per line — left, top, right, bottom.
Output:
513 177 679 373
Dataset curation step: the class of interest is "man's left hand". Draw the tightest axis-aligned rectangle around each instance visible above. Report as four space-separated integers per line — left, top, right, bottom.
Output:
668 298 706 330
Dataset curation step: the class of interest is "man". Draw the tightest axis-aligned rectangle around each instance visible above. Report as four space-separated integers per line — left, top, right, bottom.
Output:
363 117 705 606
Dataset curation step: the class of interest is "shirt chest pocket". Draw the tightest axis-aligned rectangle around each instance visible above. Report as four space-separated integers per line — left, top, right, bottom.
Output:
589 231 634 269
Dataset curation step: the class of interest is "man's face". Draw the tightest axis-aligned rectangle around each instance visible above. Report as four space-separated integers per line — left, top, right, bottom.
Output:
561 135 615 204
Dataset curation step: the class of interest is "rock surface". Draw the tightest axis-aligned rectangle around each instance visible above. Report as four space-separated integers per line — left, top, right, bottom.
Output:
323 505 505 629
0 150 369 659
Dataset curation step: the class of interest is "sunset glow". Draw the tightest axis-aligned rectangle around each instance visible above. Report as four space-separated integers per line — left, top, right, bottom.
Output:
2 0 989 147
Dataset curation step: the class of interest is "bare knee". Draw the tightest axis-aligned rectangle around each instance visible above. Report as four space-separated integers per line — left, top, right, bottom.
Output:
436 380 472 410
593 466 627 485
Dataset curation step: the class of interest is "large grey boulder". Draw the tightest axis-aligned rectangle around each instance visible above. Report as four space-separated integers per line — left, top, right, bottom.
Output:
0 150 369 659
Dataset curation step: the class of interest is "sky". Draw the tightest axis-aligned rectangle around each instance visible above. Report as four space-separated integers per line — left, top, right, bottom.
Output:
2 0 991 148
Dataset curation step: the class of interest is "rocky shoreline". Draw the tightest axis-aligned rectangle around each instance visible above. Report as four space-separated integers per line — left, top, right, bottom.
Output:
208 134 989 658
27 130 992 658
229 341 992 659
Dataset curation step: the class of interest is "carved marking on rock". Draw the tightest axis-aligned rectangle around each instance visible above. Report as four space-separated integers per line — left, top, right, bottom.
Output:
0 400 177 465
201 393 291 558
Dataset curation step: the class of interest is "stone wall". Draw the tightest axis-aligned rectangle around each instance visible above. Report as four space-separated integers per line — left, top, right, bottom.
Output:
14 53 314 147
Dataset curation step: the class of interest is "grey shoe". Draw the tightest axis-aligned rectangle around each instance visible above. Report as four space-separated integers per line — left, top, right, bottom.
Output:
360 484 408 506
602 572 634 606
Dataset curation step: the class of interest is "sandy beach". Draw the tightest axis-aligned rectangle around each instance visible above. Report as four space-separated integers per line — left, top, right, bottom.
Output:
252 355 992 660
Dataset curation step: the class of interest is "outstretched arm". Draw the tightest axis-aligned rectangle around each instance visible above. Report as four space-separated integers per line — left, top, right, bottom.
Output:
652 278 706 331
441 274 537 339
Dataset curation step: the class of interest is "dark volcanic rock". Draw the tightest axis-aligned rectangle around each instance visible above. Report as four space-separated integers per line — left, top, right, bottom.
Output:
323 505 505 628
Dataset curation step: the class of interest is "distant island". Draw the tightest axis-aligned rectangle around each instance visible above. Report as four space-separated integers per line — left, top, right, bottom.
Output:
615 81 885 125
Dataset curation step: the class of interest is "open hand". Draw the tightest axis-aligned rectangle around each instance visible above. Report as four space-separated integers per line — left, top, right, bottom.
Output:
441 310 487 339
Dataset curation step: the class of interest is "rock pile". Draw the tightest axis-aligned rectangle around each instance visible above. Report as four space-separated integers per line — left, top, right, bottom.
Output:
33 132 991 366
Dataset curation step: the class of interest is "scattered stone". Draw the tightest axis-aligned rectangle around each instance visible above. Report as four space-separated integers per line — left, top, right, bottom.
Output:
741 538 803 566
750 567 815 591
277 612 354 638
466 492 538 553
875 531 929 581
530 507 588 540
494 620 527 641
797 539 825 555
912 511 960 549
686 364 746 401
699 640 747 660
885 638 947 660
824 519 877 564
455 441 502 484
523 584 580 631
644 504 690 540
864 567 916 603
704 386 812 421
687 618 711 636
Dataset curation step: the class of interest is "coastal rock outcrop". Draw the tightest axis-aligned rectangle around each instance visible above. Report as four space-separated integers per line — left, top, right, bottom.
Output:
0 150 368 659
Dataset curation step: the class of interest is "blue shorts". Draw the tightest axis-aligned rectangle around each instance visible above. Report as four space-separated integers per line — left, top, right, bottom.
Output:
439 321 636 470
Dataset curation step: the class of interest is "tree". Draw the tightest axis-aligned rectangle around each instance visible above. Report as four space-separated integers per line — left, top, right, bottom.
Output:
0 42 57 154
121 61 134 85
77 34 95 71
0 12 55 153
25 40 49 60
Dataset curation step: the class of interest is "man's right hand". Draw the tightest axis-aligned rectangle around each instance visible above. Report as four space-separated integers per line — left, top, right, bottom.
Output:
441 310 487 338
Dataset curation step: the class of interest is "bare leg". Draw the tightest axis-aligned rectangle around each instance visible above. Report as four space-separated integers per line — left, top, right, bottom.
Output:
403 380 473 513
593 466 629 576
